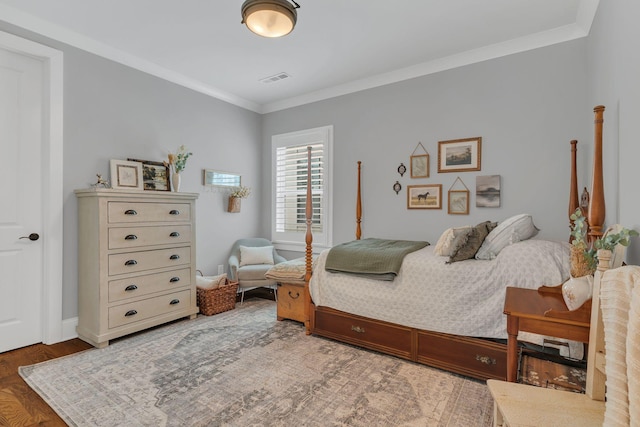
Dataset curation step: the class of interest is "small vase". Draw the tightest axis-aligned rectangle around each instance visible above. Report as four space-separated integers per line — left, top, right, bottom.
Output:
562 275 594 311
171 173 181 192
228 196 241 213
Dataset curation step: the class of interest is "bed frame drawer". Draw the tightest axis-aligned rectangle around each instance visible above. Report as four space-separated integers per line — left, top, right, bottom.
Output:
417 330 507 380
314 307 413 360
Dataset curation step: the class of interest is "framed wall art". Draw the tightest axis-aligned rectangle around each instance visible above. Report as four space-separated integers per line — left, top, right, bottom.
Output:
407 184 442 209
410 154 429 178
128 158 170 191
476 174 501 207
110 159 143 190
448 190 470 214
437 137 482 173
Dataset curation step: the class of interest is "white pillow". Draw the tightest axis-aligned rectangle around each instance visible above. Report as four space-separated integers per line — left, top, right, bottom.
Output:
433 226 472 257
239 245 275 266
475 214 539 260
196 273 227 289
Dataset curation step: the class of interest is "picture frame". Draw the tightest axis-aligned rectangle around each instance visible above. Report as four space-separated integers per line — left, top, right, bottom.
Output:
407 184 442 209
410 154 429 178
448 190 470 214
128 158 170 191
476 175 501 207
437 137 482 173
110 159 143 190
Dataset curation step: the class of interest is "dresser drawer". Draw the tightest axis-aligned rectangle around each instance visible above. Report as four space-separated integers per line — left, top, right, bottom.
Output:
108 225 191 249
108 289 191 329
108 247 191 276
108 202 191 223
108 268 191 302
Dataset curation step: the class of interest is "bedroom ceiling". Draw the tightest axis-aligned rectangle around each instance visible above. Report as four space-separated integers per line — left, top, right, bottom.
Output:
0 0 598 113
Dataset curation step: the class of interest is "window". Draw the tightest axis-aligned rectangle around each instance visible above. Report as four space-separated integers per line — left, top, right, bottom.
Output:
272 126 333 251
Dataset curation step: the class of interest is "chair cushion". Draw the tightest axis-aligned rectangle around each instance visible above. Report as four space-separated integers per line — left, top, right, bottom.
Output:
239 245 274 266
237 264 273 281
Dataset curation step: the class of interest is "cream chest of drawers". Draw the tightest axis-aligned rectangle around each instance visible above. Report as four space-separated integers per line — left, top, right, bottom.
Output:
74 188 199 348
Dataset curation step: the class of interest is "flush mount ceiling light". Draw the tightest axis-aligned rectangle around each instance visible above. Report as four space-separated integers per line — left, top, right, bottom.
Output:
241 0 300 38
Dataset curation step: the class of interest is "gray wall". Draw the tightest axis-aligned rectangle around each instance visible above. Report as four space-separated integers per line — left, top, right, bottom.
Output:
262 40 590 250
586 0 640 264
0 22 264 320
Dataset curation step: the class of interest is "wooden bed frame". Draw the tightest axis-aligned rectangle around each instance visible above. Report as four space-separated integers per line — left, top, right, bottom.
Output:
301 106 607 381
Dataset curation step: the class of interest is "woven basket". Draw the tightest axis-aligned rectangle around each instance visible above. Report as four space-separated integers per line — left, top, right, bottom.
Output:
196 279 238 316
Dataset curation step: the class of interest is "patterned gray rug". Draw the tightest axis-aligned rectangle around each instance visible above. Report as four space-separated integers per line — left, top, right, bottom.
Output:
20 300 493 426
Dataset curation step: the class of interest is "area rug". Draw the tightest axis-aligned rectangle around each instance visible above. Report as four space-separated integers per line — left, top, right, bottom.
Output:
20 300 493 426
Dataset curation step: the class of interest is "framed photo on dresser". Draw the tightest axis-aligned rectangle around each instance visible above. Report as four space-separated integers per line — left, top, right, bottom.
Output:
128 158 170 191
110 159 143 190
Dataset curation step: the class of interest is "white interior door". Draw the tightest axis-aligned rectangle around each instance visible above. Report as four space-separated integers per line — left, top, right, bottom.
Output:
0 45 44 352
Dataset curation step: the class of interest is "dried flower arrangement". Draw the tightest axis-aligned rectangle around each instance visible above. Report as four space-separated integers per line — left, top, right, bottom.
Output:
165 145 192 174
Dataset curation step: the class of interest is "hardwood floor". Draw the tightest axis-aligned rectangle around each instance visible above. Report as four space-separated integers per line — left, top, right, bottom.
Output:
0 339 92 427
0 291 275 426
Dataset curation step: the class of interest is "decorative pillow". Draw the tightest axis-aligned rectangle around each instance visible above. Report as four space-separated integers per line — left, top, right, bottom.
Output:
239 245 274 266
448 221 495 263
433 226 472 257
196 273 227 289
475 214 539 260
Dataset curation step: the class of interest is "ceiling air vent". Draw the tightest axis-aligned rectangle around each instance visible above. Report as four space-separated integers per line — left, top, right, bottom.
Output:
259 72 291 84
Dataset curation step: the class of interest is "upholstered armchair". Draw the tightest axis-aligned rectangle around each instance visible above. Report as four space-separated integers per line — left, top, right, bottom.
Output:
228 238 286 304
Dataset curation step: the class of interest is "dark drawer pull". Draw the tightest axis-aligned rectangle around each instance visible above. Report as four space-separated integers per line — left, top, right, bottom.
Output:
124 260 138 266
125 310 138 317
125 234 138 240
169 232 180 237
288 291 300 299
169 299 180 305
169 277 180 283
169 254 180 260
124 209 137 215
351 325 366 334
169 210 180 215
124 284 138 291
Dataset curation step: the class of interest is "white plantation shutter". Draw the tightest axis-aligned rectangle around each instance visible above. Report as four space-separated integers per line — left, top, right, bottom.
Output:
272 126 332 249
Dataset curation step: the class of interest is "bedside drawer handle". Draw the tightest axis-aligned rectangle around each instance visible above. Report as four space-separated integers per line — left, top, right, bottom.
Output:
124 234 138 240
169 254 180 260
124 284 138 291
169 299 180 305
125 310 138 317
169 277 180 283
351 325 366 334
169 232 180 237
476 354 496 365
169 210 180 215
124 259 138 266
288 291 300 299
124 209 138 215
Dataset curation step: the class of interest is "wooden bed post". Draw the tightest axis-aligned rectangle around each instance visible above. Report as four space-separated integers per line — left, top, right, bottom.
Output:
304 146 313 334
568 140 579 241
356 161 362 240
588 105 606 243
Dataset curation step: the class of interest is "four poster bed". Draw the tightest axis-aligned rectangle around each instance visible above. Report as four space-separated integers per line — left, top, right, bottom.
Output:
296 106 607 381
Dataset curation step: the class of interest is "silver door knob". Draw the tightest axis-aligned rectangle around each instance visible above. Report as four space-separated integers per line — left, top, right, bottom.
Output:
19 233 40 241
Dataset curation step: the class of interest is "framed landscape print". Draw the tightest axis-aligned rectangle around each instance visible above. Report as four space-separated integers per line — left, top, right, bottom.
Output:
110 159 143 190
407 184 442 209
476 175 501 207
438 137 482 173
128 158 170 191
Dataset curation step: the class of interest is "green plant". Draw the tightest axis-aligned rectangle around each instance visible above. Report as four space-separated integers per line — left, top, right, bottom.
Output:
230 185 251 199
166 145 192 173
595 227 639 250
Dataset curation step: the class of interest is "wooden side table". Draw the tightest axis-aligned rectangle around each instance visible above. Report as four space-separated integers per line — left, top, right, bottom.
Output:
277 282 306 323
503 286 591 382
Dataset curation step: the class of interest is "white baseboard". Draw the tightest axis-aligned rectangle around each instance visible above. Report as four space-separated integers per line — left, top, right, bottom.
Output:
61 317 78 342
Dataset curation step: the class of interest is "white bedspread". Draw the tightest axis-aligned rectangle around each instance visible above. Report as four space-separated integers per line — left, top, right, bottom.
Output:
310 239 571 339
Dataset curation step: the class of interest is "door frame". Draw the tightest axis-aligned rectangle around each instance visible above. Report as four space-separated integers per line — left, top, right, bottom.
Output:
0 31 64 345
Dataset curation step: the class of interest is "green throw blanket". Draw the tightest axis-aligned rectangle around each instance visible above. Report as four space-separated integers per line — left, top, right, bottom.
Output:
325 238 430 281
